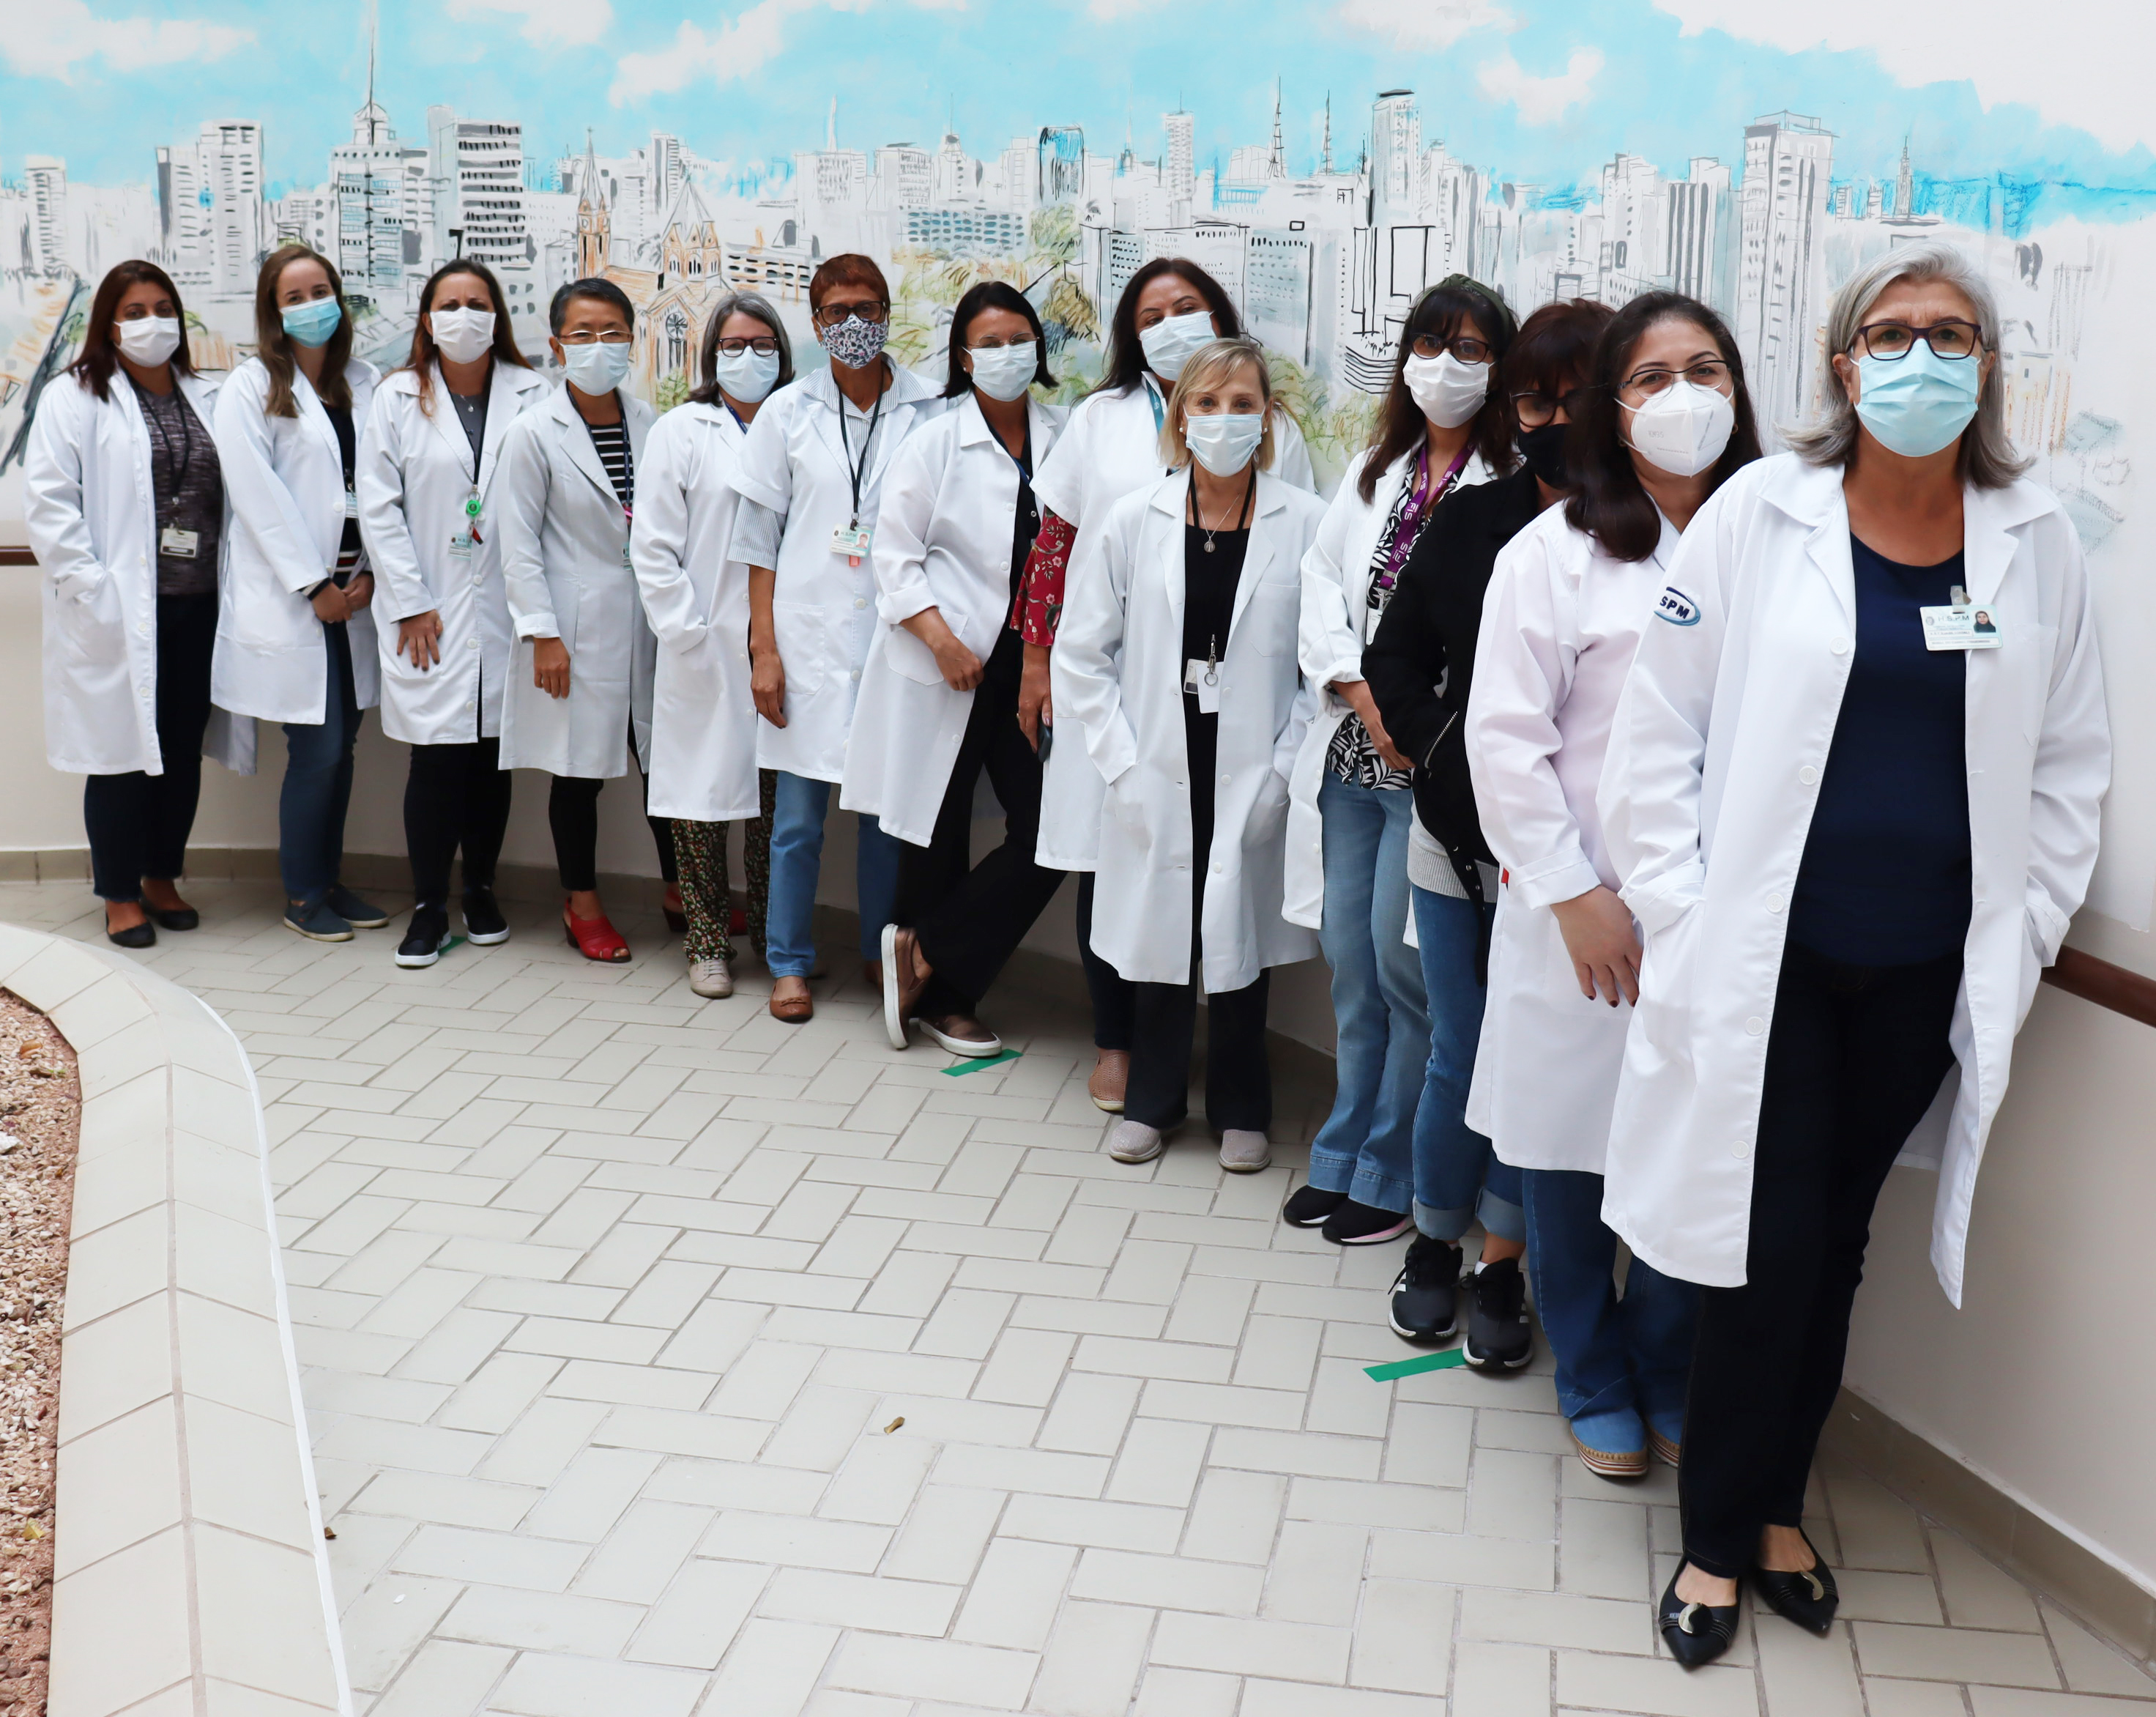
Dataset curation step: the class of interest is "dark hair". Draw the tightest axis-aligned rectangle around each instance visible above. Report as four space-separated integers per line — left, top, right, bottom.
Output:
691 290 795 407
941 281 1054 399
402 259 531 415
1356 275 1516 504
1093 258 1241 398
1503 297 1614 404
252 245 355 418
1564 292 1761 563
808 252 890 312
549 275 635 335
67 259 194 403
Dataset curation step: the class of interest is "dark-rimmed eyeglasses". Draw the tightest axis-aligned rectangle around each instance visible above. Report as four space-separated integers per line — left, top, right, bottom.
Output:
716 335 781 355
1848 320 1983 361
1408 333 1493 364
811 300 890 329
1512 388 1594 429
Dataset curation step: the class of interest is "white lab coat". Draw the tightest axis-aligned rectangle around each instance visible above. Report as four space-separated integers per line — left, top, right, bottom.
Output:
1285 442 1497 927
1465 504 1677 1172
731 363 946 783
1039 380 1317 869
1598 455 2109 1304
497 385 658 779
26 369 253 776
212 355 382 727
631 401 761 824
840 392 1068 846
1055 472 1326 992
357 360 550 746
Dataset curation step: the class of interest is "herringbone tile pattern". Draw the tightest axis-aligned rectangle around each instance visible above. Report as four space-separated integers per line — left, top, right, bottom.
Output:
8 876 2151 1716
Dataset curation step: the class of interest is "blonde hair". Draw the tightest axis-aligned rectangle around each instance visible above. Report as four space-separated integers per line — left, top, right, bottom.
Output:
1159 337 1278 472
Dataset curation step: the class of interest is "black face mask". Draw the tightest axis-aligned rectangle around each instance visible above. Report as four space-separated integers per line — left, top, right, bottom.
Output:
1518 422 1569 489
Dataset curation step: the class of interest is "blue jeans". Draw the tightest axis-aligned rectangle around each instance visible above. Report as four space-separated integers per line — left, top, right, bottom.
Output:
764 770 900 979
1523 1167 1698 1423
1304 775 1427 1213
1410 883 1523 1244
278 621 360 902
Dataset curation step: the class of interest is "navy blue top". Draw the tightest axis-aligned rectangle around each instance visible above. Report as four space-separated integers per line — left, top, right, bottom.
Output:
1788 535 1973 966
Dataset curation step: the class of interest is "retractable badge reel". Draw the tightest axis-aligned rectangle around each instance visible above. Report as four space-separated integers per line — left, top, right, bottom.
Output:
1183 642 1222 713
450 489 483 560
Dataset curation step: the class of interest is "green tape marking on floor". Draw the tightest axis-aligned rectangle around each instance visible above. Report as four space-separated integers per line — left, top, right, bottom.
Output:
943 1049 1022 1077
439 935 467 955
1365 1348 1470 1382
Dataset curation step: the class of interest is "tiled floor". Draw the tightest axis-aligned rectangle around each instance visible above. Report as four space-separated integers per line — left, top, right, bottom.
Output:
10 874 2154 1716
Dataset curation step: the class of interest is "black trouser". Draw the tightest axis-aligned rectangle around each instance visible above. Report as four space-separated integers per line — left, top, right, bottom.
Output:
1122 700 1272 1133
548 765 678 894
404 737 515 908
1680 940 1961 1578
1078 873 1137 1051
84 593 217 902
897 630 1065 1017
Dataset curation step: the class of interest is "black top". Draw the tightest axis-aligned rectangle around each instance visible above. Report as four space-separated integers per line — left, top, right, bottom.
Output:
1789 535 1973 965
1365 466 1546 899
1005 427 1039 608
133 379 223 598
324 402 362 574
448 385 488 472
585 418 633 511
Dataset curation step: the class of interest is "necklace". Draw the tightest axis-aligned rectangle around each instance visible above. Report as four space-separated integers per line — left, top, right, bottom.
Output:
1194 467 1257 553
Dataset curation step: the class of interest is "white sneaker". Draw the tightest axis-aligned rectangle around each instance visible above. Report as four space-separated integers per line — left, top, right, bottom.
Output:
1108 1120 1165 1164
688 956 733 998
1218 1130 1272 1173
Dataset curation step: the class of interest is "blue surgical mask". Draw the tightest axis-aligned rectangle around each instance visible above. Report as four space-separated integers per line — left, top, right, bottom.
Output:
1139 311 1216 382
1853 343 1982 459
712 346 781 405
1184 410 1265 476
280 297 343 349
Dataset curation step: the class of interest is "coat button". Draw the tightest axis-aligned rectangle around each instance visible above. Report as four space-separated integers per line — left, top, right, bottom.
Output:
468 637 479 649
1799 765 1818 785
854 598 866 609
1832 637 1851 655
1766 891 1785 913
1745 1016 1765 1035
1731 1139 1752 1160
1221 774 1230 784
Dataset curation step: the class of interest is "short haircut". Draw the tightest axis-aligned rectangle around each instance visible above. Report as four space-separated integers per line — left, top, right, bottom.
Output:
1502 298 1615 406
941 280 1054 399
691 291 795 407
67 259 194 403
1096 258 1242 398
550 275 635 335
1159 337 1276 472
808 252 890 312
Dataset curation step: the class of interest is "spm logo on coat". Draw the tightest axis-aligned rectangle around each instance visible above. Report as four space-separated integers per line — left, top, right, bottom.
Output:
1656 586 1701 626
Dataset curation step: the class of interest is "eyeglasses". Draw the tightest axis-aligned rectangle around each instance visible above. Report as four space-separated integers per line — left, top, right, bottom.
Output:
558 330 632 345
1408 333 1492 364
812 300 890 329
1618 358 1733 401
1512 388 1593 429
716 335 781 355
1849 319 1984 361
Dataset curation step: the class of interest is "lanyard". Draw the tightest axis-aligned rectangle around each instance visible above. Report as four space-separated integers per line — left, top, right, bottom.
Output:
834 381 886 530
1187 463 1256 557
136 380 196 496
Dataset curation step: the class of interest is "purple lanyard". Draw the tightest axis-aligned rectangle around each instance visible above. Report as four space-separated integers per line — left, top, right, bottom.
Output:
1373 442 1471 596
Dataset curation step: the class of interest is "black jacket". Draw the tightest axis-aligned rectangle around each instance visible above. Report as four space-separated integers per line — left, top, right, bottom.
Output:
1364 466 1545 906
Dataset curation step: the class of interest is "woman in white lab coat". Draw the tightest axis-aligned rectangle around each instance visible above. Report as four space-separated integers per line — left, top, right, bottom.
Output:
498 277 661 964
26 259 252 948
357 259 547 968
1057 338 1324 1175
731 253 943 1023
214 244 390 945
845 282 1068 1057
1282 275 1514 1250
1598 245 2109 1665
633 292 793 1000
1466 292 1761 1485
1023 259 1317 1110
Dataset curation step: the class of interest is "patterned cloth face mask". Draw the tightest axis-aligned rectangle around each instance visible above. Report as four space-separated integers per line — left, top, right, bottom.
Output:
822 315 889 371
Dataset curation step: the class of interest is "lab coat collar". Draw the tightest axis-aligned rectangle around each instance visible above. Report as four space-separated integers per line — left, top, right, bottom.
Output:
401 360 544 493
801 359 934 491
1144 469 1291 639
546 382 619 506
954 390 1063 463
802 359 939 417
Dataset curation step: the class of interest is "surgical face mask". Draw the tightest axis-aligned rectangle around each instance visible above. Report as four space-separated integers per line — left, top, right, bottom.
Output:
431 307 497 366
280 297 343 349
711 345 781 404
562 338 632 395
967 341 1038 403
1138 310 1216 382
1517 421 1570 489
1402 351 1489 430
1853 344 1982 459
822 314 888 371
1183 410 1265 477
1622 378 1736 478
114 316 182 367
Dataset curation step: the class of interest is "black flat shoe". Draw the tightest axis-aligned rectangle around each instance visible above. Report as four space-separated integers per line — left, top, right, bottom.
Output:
105 919 157 949
149 906 199 931
1658 1561 1741 1668
1751 1531 1838 1635
1282 1185 1348 1228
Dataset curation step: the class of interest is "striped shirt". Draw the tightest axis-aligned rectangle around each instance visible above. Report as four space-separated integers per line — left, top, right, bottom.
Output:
586 419 633 512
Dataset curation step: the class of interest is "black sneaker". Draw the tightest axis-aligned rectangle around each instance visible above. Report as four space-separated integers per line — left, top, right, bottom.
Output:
1463 1255 1534 1369
396 905 452 969
1321 1198 1415 1245
1389 1235 1464 1344
1282 1185 1348 1228
461 885 510 945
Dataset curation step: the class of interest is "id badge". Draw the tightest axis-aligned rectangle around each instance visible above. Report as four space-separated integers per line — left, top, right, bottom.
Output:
1183 656 1222 714
448 532 474 562
831 523 873 563
1919 605 2001 650
344 487 360 520
158 524 199 559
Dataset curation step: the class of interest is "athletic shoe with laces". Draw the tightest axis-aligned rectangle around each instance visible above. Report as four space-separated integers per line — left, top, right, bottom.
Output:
1320 1198 1414 1245
687 957 733 998
396 905 453 969
461 885 510 945
1282 1185 1348 1228
1389 1235 1465 1343
1463 1254 1535 1369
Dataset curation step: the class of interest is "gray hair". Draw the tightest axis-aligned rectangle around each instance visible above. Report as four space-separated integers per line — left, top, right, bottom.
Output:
1786 240 2028 489
691 290 794 406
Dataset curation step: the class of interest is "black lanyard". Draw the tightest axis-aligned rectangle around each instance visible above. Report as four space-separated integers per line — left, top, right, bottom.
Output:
1186 464 1257 551
136 380 196 497
835 379 886 530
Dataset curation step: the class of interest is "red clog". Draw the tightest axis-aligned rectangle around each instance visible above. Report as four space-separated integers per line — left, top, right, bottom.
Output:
562 902 631 963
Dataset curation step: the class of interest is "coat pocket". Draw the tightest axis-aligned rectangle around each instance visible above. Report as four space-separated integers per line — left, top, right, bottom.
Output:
771 600 830 694
1635 903 1703 1060
883 622 946 686
55 577 127 666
